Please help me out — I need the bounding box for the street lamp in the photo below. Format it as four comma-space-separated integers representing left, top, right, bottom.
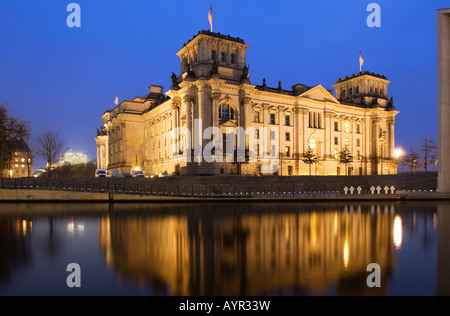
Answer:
394, 148, 404, 174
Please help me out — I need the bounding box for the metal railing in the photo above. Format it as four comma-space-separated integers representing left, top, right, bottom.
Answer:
0, 177, 422, 198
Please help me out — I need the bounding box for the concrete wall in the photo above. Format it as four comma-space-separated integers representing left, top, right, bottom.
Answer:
438, 9, 450, 192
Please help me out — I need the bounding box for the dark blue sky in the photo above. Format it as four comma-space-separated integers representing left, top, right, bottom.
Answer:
0, 0, 447, 167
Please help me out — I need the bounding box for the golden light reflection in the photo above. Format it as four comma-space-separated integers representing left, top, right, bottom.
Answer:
394, 215, 403, 250
343, 241, 350, 269
99, 205, 396, 295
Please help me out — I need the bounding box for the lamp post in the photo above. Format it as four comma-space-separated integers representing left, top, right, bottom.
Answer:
394, 148, 404, 174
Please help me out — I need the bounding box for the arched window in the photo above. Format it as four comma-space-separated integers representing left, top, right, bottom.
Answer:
211, 51, 216, 61
219, 104, 235, 120
345, 122, 350, 133
309, 138, 317, 153
231, 54, 236, 64
221, 52, 226, 62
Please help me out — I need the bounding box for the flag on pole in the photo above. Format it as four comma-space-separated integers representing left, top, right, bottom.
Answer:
114, 95, 119, 106
208, 5, 213, 32
359, 50, 364, 72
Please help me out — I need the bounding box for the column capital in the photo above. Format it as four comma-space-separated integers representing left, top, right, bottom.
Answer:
241, 97, 252, 106
323, 110, 335, 118
211, 92, 221, 101
294, 106, 308, 115
182, 94, 194, 103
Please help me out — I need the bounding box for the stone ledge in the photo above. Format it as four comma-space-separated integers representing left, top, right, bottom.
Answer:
1, 189, 450, 203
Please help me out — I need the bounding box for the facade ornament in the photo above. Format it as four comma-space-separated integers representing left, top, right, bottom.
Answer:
171, 73, 180, 90
211, 92, 221, 101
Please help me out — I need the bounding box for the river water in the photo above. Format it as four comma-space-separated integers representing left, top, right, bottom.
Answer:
0, 201, 449, 296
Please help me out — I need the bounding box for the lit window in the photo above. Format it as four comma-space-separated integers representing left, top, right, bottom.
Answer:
345, 122, 350, 133
21, 165, 25, 168
285, 115, 291, 126
345, 138, 350, 147
219, 104, 235, 120
254, 111, 260, 123
15, 158, 19, 162
270, 113, 276, 124
15, 164, 19, 168
285, 146, 291, 157
21, 158, 25, 162
334, 149, 338, 159
309, 138, 317, 153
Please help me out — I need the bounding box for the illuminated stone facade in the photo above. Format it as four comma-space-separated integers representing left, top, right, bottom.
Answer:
4, 141, 33, 178
96, 31, 399, 176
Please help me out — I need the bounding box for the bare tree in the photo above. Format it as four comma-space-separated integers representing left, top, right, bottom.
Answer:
420, 137, 437, 173
339, 147, 353, 175
405, 147, 421, 173
0, 103, 31, 176
302, 147, 320, 176
34, 130, 65, 175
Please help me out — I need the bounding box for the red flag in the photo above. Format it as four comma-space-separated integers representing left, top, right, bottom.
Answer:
208, 5, 213, 32
114, 95, 119, 106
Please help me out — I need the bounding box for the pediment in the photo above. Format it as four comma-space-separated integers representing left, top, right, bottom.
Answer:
219, 119, 238, 128
299, 85, 339, 103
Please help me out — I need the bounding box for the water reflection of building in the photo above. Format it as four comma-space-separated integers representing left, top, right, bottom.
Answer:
0, 217, 33, 289
99, 204, 396, 295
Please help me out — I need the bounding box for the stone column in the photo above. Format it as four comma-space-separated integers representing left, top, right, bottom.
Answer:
438, 9, 450, 192
388, 119, 395, 159
263, 104, 270, 155
242, 97, 252, 152
211, 91, 221, 128
302, 108, 309, 152
324, 111, 333, 158
278, 106, 285, 174
183, 95, 194, 155
293, 107, 300, 157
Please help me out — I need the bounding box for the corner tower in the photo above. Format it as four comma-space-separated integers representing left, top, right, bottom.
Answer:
176, 30, 250, 82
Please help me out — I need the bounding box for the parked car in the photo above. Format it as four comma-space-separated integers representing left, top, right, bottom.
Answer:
95, 169, 107, 178
122, 172, 132, 178
131, 169, 145, 178
108, 169, 121, 178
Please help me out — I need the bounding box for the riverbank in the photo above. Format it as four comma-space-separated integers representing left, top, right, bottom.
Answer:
1, 188, 450, 203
